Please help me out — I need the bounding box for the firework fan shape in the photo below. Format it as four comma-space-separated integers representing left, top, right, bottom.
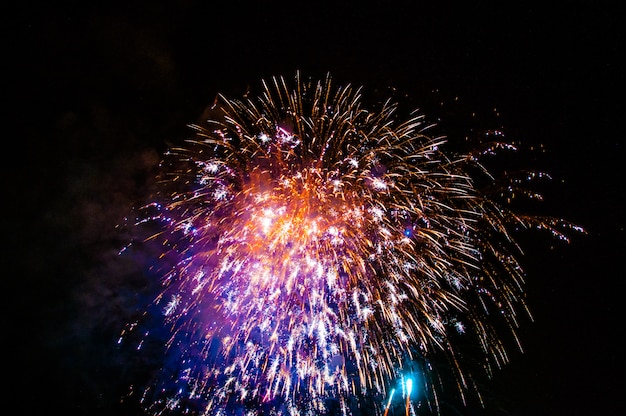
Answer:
120, 72, 582, 415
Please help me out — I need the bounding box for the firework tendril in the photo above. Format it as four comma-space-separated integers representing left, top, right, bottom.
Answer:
120, 73, 582, 415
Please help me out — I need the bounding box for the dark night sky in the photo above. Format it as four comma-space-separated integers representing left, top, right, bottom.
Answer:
6, 1, 625, 415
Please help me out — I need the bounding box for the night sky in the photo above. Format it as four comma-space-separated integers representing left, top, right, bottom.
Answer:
7, 1, 624, 415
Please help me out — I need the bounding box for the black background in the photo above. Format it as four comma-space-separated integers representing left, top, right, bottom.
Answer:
6, 1, 624, 415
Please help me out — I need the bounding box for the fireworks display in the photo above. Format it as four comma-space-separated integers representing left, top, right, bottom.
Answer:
119, 73, 582, 415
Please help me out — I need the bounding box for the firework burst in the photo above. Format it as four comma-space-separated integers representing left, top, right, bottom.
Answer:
119, 72, 582, 415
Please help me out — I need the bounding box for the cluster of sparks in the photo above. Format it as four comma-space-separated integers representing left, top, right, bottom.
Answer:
119, 73, 582, 415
